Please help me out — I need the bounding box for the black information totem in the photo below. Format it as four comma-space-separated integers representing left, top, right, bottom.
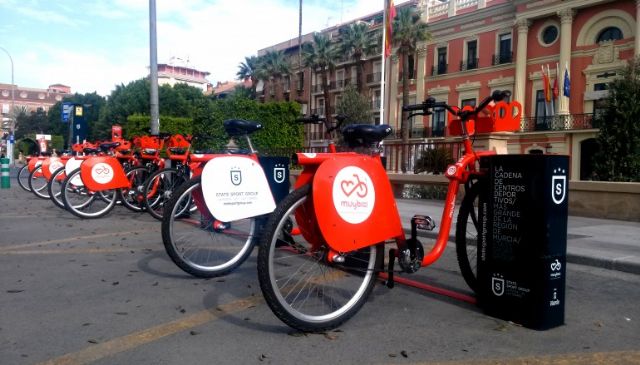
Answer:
478, 154, 569, 330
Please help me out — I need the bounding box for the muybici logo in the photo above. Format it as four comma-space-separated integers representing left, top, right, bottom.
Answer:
332, 166, 375, 224
551, 168, 567, 205
91, 163, 114, 184
550, 259, 562, 271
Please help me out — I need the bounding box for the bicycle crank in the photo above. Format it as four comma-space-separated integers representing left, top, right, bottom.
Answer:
398, 238, 424, 273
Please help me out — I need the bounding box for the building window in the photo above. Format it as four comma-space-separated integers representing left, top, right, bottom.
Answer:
432, 106, 445, 137
593, 83, 608, 118
534, 90, 549, 130
297, 72, 304, 91
494, 33, 512, 64
461, 98, 476, 108
436, 47, 447, 75
541, 25, 558, 45
466, 40, 478, 70
597, 27, 623, 43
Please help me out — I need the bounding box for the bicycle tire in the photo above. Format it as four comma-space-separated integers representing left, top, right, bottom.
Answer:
143, 168, 187, 221
61, 168, 118, 219
161, 176, 258, 278
257, 184, 383, 332
119, 166, 151, 212
455, 181, 482, 293
48, 166, 67, 209
28, 165, 50, 199
17, 164, 32, 192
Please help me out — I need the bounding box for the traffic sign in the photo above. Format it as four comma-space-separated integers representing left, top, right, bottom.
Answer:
62, 102, 73, 123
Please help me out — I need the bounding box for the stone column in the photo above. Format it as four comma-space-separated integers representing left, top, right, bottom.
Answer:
416, 45, 428, 104
448, 0, 457, 17
636, 0, 640, 55
557, 8, 575, 116
478, 0, 486, 9
514, 18, 531, 123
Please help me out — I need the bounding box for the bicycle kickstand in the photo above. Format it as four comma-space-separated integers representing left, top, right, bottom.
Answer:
386, 249, 396, 289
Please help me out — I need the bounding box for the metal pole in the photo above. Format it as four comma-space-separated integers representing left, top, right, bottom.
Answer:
149, 0, 160, 136
0, 46, 15, 165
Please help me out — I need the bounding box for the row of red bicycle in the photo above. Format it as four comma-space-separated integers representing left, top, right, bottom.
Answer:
16, 92, 521, 332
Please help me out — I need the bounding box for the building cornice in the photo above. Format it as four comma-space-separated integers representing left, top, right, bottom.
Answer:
427, 63, 514, 82
515, 0, 616, 21
427, 2, 516, 32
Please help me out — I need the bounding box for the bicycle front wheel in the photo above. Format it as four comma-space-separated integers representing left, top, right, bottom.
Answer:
143, 168, 187, 220
48, 166, 66, 209
161, 176, 257, 278
17, 164, 32, 192
29, 166, 50, 199
257, 185, 383, 332
455, 181, 482, 293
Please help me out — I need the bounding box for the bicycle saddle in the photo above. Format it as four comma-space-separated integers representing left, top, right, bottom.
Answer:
83, 147, 101, 154
342, 124, 393, 148
223, 119, 263, 136
100, 142, 121, 150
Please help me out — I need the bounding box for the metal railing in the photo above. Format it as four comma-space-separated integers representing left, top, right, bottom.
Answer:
366, 72, 382, 83
460, 58, 479, 71
431, 64, 448, 76
520, 113, 599, 132
492, 52, 513, 65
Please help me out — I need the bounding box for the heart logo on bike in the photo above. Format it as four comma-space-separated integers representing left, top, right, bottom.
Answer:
332, 166, 375, 224
91, 162, 114, 184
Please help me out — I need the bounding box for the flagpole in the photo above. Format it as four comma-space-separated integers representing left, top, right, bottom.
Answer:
379, 0, 387, 126
541, 65, 549, 118
548, 64, 555, 116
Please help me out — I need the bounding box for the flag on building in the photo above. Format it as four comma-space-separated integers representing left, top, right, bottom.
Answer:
553, 63, 559, 99
384, 0, 397, 58
563, 62, 571, 97
542, 65, 551, 102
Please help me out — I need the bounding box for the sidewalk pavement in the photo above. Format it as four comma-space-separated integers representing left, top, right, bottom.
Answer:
395, 198, 640, 275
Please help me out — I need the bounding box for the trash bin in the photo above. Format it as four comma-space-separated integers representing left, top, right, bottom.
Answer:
258, 156, 290, 204
477, 154, 569, 330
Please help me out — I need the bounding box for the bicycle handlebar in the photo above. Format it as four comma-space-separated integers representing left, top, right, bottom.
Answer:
296, 114, 326, 125
403, 90, 512, 120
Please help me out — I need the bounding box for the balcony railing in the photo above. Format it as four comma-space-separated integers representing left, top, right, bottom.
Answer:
431, 64, 448, 76
492, 52, 513, 65
330, 78, 351, 90
392, 126, 446, 139
371, 99, 381, 109
460, 58, 479, 71
311, 84, 325, 93
366, 72, 382, 83
520, 114, 600, 132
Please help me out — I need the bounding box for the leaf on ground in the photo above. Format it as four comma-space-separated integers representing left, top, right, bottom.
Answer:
323, 332, 338, 340
258, 354, 269, 361
287, 331, 307, 337
7, 290, 24, 293
82, 323, 92, 327
112, 282, 119, 286
401, 350, 408, 358
189, 330, 199, 336
115, 312, 128, 315
87, 339, 99, 344
493, 324, 509, 332
388, 354, 397, 358
152, 282, 159, 286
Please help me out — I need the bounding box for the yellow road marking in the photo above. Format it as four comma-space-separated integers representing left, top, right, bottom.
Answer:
0, 247, 160, 255
399, 350, 640, 365
37, 296, 263, 365
0, 229, 156, 252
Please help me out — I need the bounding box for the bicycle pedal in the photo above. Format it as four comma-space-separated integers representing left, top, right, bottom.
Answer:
411, 215, 436, 231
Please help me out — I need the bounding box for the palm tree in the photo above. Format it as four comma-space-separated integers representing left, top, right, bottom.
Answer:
236, 56, 261, 98
302, 32, 340, 132
339, 22, 378, 94
262, 50, 291, 101
393, 7, 430, 172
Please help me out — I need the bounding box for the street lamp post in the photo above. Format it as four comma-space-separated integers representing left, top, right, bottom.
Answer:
0, 46, 15, 165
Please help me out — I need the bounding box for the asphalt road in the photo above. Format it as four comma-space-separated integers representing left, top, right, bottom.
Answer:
1, 186, 639, 365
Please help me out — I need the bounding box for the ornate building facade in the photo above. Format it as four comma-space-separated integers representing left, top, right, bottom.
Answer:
258, 0, 638, 180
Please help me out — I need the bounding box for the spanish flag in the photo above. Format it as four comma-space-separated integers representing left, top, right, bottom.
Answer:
384, 0, 397, 58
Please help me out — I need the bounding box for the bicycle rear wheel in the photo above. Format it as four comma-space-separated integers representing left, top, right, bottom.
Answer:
17, 164, 31, 192
257, 185, 383, 332
161, 176, 257, 278
119, 166, 151, 212
29, 166, 50, 199
61, 168, 118, 219
455, 181, 482, 293
143, 168, 187, 220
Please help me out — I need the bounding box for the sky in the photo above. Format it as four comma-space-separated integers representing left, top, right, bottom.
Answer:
0, 0, 408, 97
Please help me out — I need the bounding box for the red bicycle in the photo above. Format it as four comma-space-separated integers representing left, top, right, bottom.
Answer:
257, 90, 519, 331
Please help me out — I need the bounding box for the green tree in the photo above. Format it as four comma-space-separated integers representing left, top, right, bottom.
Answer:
302, 32, 340, 131
237, 55, 261, 98
335, 84, 372, 125
393, 7, 430, 172
261, 50, 291, 101
339, 22, 378, 94
592, 57, 640, 181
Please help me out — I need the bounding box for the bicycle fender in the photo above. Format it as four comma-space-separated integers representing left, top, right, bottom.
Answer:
65, 157, 84, 186
200, 155, 276, 222
80, 156, 129, 191
313, 156, 403, 252
42, 157, 65, 180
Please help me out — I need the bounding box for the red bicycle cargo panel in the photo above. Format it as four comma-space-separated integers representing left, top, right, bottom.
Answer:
80, 156, 129, 191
